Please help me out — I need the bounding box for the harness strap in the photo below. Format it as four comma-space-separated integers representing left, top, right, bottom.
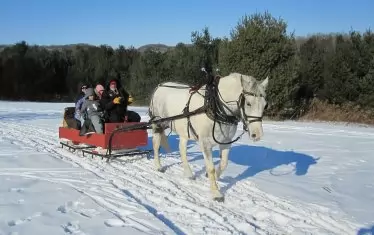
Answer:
183, 93, 199, 140
204, 77, 240, 125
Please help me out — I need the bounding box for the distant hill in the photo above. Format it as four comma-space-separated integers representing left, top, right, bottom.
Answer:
137, 43, 172, 53
0, 43, 175, 53
0, 33, 347, 53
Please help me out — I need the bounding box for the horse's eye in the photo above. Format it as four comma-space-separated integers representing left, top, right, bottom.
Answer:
246, 102, 251, 106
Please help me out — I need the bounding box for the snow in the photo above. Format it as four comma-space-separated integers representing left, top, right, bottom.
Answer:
0, 100, 373, 235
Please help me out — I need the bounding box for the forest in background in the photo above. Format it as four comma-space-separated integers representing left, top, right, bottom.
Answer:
1, 12, 373, 124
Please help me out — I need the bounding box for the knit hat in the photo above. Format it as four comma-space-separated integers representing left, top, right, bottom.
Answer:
84, 88, 95, 98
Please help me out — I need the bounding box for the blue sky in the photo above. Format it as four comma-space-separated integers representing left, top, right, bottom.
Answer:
1, 0, 373, 48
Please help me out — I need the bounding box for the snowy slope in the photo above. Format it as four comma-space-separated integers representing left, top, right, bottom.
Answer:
0, 101, 373, 235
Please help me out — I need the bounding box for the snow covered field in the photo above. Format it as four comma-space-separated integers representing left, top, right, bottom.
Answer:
0, 101, 373, 235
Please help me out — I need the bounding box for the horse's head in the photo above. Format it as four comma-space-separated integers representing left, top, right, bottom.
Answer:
239, 75, 268, 142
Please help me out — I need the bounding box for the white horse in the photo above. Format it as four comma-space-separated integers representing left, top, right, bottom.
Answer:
148, 72, 269, 202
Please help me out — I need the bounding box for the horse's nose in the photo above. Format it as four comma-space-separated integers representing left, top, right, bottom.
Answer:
251, 133, 257, 139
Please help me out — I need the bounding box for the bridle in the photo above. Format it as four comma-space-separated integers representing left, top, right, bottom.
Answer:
205, 68, 265, 128
236, 90, 266, 131
210, 84, 266, 144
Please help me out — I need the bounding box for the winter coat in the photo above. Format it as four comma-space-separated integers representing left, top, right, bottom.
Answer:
100, 78, 130, 123
80, 88, 103, 119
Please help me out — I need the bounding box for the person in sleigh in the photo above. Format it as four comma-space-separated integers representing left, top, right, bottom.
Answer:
79, 87, 104, 136
100, 78, 141, 123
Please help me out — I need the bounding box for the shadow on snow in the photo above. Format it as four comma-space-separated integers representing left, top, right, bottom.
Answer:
357, 225, 374, 235
141, 134, 319, 193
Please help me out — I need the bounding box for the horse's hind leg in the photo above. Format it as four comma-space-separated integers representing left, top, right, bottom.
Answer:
152, 124, 165, 172
200, 142, 224, 202
179, 136, 194, 179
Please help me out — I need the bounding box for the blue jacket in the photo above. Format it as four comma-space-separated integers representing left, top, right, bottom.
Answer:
74, 96, 85, 120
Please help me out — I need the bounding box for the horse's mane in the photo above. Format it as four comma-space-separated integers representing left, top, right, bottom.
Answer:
157, 72, 265, 97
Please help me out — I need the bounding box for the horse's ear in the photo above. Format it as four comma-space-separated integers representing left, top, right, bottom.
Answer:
261, 76, 269, 90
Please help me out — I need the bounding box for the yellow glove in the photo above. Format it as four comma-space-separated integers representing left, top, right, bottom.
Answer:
128, 95, 134, 105
113, 97, 121, 104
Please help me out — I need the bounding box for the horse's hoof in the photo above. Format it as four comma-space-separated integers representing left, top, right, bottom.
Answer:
188, 175, 196, 180
157, 167, 166, 173
213, 196, 225, 203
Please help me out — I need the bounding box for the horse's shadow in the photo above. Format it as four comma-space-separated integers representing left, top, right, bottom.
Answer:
189, 144, 319, 194
357, 225, 374, 235
142, 135, 319, 194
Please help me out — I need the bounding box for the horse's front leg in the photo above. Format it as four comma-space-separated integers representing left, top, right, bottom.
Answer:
200, 142, 224, 202
179, 136, 194, 179
216, 144, 231, 179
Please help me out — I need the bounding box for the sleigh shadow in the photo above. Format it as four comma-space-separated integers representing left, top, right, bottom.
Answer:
189, 144, 319, 194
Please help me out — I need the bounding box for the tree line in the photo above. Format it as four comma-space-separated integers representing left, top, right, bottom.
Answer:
0, 11, 373, 121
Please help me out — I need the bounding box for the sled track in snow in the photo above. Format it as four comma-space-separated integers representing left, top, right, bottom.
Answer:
0, 121, 359, 235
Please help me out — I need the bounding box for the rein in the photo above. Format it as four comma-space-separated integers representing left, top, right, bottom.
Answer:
209, 87, 264, 145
